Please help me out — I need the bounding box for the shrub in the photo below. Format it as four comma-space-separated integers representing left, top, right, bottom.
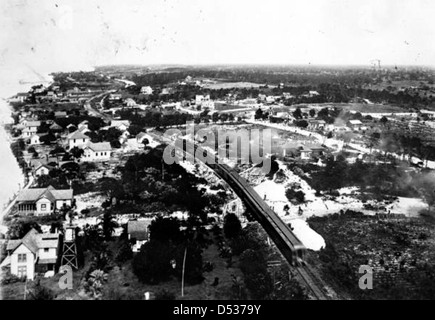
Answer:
115, 241, 133, 264
155, 289, 176, 300
285, 189, 305, 204
223, 213, 242, 239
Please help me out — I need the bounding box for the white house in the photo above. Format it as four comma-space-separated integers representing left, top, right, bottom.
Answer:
33, 164, 52, 177
67, 130, 90, 149
29, 134, 41, 145
15, 186, 74, 216
22, 123, 39, 138
140, 86, 153, 95
82, 142, 112, 162
347, 119, 364, 131
125, 98, 136, 107
110, 120, 130, 132
1, 229, 60, 280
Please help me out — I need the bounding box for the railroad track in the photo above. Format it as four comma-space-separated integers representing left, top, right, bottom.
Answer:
153, 134, 331, 300
296, 265, 329, 300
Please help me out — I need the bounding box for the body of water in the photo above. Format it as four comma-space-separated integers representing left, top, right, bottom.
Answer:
0, 70, 53, 223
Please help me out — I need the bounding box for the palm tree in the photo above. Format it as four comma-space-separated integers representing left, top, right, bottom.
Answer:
100, 210, 117, 240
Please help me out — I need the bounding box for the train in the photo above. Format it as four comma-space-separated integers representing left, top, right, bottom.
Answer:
176, 138, 307, 266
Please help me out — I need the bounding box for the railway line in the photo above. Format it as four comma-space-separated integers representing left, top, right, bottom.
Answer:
165, 136, 330, 300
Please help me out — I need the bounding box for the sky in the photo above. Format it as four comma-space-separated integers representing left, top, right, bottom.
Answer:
0, 0, 435, 78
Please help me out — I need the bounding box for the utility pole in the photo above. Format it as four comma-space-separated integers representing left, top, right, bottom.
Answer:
24, 278, 27, 300
181, 246, 187, 297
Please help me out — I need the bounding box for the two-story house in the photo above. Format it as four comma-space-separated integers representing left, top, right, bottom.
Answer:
67, 130, 90, 149
0, 229, 60, 280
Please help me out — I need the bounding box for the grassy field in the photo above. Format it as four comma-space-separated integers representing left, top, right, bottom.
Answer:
307, 212, 435, 299
201, 82, 269, 90
99, 243, 244, 300
293, 102, 408, 114
1, 233, 244, 300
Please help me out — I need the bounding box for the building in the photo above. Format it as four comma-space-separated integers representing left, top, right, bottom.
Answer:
49, 122, 63, 133
308, 119, 326, 130
33, 164, 53, 177
110, 120, 130, 132
127, 220, 151, 253
10, 92, 29, 103
15, 186, 74, 216
195, 94, 210, 106
140, 86, 153, 95
67, 130, 90, 149
125, 98, 136, 108
300, 144, 327, 160
54, 111, 67, 118
347, 119, 364, 131
0, 229, 60, 280
109, 93, 122, 101
22, 121, 41, 137
28, 134, 41, 145
82, 142, 112, 162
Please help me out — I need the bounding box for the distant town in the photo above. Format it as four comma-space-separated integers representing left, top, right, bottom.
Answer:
1, 64, 435, 300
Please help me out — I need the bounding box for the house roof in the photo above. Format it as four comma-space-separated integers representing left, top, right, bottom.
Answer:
25, 121, 41, 127
67, 130, 89, 140
127, 220, 151, 241
7, 228, 40, 254
6, 229, 60, 255
136, 132, 147, 140
49, 123, 63, 130
23, 127, 37, 132
16, 186, 73, 203
34, 163, 53, 172
111, 120, 130, 127
348, 120, 363, 125
86, 142, 112, 152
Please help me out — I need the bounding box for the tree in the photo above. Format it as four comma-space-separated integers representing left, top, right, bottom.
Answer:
115, 240, 133, 264
309, 109, 316, 118
294, 120, 308, 128
132, 240, 173, 284
380, 116, 389, 125
70, 146, 84, 159
50, 145, 66, 156
255, 108, 263, 120
7, 220, 42, 239
100, 210, 117, 240
416, 172, 435, 213
223, 213, 242, 239
39, 133, 56, 145
293, 107, 303, 119
86, 269, 108, 298
27, 280, 55, 300
149, 216, 182, 244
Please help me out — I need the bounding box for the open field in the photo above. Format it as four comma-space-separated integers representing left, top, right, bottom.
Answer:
292, 103, 408, 114
201, 81, 269, 90
307, 212, 435, 299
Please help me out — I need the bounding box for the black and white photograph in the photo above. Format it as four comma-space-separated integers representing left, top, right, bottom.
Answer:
0, 0, 434, 305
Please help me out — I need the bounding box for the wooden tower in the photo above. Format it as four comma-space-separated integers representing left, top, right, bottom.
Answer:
61, 223, 78, 269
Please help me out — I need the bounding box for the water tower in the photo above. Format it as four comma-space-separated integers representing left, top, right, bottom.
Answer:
61, 219, 78, 269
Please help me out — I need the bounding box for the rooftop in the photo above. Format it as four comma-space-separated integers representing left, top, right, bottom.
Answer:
67, 130, 90, 140
87, 142, 112, 152
16, 186, 73, 203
